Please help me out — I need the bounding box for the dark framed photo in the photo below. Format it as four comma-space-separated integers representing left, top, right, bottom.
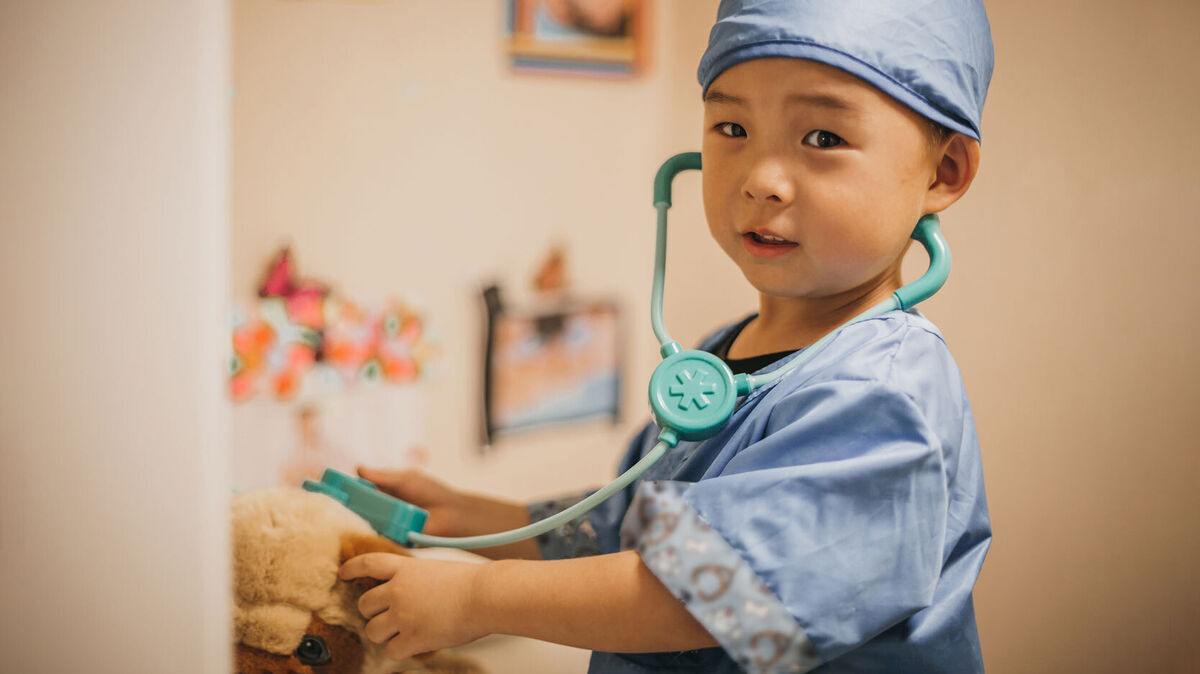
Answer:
482, 286, 622, 442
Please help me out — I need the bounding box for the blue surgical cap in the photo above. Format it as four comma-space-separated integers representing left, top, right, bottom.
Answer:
697, 0, 995, 140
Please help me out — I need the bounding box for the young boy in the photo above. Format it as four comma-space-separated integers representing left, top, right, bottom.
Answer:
339, 1, 994, 671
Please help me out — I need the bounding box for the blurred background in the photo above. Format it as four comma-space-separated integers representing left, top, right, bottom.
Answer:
2, 0, 1198, 672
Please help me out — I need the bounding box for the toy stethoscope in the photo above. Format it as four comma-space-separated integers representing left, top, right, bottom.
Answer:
304, 152, 951, 548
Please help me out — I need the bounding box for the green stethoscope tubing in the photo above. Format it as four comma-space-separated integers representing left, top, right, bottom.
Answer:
406, 152, 950, 549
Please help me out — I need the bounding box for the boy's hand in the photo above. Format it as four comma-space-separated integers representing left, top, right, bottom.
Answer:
356, 466, 542, 559
356, 466, 473, 537
339, 553, 486, 661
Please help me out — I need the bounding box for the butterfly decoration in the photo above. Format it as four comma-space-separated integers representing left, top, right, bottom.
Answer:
258, 247, 330, 330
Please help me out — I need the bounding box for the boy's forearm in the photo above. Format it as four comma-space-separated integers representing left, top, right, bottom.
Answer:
469, 534, 542, 561
471, 550, 719, 653
464, 497, 543, 560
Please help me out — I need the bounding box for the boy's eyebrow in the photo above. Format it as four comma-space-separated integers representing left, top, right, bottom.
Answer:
787, 93, 860, 113
704, 89, 861, 113
703, 89, 745, 105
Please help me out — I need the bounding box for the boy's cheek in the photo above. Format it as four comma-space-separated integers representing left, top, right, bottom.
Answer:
700, 189, 729, 234
701, 210, 741, 253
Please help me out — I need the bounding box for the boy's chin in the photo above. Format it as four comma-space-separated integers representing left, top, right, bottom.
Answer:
744, 277, 867, 307
734, 266, 810, 296
743, 278, 815, 302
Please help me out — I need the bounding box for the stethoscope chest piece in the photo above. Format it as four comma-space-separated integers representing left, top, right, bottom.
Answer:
648, 348, 746, 442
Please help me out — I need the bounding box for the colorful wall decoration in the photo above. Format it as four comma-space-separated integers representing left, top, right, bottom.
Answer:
229, 248, 437, 403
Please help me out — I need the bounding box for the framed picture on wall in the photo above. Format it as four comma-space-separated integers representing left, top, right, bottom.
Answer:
506, 0, 650, 77
482, 286, 622, 443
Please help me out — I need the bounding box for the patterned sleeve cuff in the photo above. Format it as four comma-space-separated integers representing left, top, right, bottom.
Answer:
526, 490, 601, 560
622, 481, 823, 674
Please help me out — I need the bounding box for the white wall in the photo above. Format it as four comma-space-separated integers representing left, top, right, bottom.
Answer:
0, 2, 230, 672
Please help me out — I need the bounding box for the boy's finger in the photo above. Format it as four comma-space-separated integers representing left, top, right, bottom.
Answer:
358, 465, 434, 503
339, 552, 404, 581
358, 465, 414, 491
365, 613, 401, 646
386, 636, 419, 663
357, 584, 391, 619
356, 465, 398, 481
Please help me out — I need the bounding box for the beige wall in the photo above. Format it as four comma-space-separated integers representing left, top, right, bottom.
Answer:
0, 1, 231, 671
962, 2, 1200, 672
232, 1, 1200, 672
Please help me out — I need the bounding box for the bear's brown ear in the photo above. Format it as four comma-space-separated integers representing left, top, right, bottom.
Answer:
339, 533, 411, 593
338, 532, 410, 564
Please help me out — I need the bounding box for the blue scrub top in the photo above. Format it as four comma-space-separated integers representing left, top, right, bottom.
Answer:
532, 309, 990, 673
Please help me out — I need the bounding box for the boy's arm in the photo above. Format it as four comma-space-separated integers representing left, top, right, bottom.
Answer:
474, 550, 719, 652
339, 550, 718, 662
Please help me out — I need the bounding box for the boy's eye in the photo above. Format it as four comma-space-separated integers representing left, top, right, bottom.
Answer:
802, 129, 844, 148
716, 122, 747, 138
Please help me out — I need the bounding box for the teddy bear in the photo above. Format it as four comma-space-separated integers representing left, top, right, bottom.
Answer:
232, 486, 486, 674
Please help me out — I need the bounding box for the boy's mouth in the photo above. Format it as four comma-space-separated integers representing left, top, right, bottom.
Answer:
744, 231, 796, 246
741, 230, 798, 258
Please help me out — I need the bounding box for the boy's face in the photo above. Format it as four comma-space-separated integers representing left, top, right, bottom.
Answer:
702, 58, 941, 304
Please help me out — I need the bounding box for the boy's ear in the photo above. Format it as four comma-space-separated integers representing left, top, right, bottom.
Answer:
924, 133, 981, 214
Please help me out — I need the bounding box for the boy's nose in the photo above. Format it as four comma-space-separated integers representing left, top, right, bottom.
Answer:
740, 157, 794, 205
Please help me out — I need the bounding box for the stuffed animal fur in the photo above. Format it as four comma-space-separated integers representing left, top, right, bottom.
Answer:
232, 487, 485, 674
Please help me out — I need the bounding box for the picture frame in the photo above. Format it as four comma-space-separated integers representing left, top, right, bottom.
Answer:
482, 285, 623, 443
506, 0, 650, 77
